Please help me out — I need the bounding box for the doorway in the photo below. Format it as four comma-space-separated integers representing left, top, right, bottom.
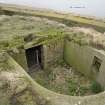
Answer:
91, 56, 102, 75
25, 45, 43, 71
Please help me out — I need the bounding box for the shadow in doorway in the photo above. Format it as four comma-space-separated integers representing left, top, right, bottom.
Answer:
25, 45, 43, 71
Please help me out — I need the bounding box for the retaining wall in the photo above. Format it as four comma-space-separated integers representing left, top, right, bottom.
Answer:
64, 39, 105, 88
43, 38, 64, 69
1, 52, 105, 105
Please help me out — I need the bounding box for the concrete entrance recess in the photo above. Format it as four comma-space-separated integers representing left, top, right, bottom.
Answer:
25, 45, 43, 71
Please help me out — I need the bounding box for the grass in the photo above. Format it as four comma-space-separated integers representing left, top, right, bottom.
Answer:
0, 15, 66, 40
29, 62, 98, 96
66, 28, 105, 50
0, 15, 66, 51
0, 11, 105, 51
90, 81, 103, 93
1, 3, 105, 33
67, 79, 89, 96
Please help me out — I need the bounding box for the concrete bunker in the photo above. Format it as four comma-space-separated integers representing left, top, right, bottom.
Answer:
9, 34, 105, 96
0, 7, 105, 104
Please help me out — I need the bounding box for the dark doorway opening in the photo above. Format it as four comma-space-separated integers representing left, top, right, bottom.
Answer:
92, 56, 102, 73
25, 45, 43, 71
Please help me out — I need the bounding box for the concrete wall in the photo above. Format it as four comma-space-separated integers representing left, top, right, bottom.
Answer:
9, 48, 28, 71
8, 38, 105, 88
64, 39, 105, 88
43, 38, 64, 69
4, 52, 105, 105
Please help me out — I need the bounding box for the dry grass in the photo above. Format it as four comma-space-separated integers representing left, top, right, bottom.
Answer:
67, 27, 105, 50
0, 15, 66, 40
0, 3, 105, 32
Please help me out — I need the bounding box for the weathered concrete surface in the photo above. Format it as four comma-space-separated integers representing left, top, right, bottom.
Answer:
43, 38, 64, 68
14, 37, 64, 71
64, 40, 105, 88
8, 48, 28, 71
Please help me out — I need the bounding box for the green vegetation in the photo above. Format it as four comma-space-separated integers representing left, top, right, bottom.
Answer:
30, 64, 104, 96
67, 79, 89, 96
30, 62, 95, 96
0, 15, 66, 51
66, 29, 105, 50
90, 81, 103, 93
0, 9, 105, 51
66, 32, 88, 46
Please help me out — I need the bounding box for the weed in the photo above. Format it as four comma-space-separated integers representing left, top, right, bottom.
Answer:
67, 79, 90, 96
90, 81, 103, 93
